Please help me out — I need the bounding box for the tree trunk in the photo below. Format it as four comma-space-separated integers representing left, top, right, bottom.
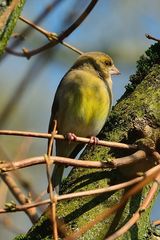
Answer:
14, 43, 160, 240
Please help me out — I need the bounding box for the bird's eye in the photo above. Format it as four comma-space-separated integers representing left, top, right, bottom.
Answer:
105, 61, 111, 66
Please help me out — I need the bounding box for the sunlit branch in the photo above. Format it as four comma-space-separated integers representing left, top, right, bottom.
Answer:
0, 164, 160, 215
6, 0, 98, 58
45, 121, 58, 240
145, 33, 160, 42
0, 172, 38, 223
0, 129, 137, 150
0, 150, 146, 172
65, 165, 160, 240
19, 16, 83, 55
105, 174, 160, 240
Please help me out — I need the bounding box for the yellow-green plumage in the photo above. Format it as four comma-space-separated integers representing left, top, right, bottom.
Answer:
48, 52, 119, 191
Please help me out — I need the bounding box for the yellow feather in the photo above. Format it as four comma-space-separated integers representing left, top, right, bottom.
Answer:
48, 52, 119, 191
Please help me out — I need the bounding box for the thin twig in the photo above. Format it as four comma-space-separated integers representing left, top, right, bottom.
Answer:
0, 178, 141, 213
58, 162, 160, 200
152, 219, 160, 226
19, 16, 83, 55
4, 0, 62, 58
65, 165, 160, 240
0, 129, 137, 150
59, 0, 99, 40
0, 139, 42, 213
0, 172, 38, 223
6, 0, 98, 58
45, 155, 58, 240
0, 0, 20, 30
145, 33, 160, 42
46, 120, 58, 240
0, 140, 39, 222
105, 174, 160, 240
0, 150, 146, 172
0, 164, 160, 214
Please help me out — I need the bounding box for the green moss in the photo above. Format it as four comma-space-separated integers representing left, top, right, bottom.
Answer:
123, 43, 160, 98
14, 234, 26, 240
103, 64, 160, 148
0, 0, 26, 56
23, 214, 52, 240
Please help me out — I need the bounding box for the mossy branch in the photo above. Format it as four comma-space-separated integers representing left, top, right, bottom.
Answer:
0, 0, 26, 56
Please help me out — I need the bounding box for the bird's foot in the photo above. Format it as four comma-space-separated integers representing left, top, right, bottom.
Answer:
89, 136, 99, 145
66, 133, 78, 143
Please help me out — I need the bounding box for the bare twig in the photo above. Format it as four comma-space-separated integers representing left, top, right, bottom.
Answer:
152, 219, 160, 226
0, 164, 160, 215
45, 155, 58, 240
46, 121, 58, 240
0, 0, 20, 30
0, 150, 146, 172
7, 16, 83, 57
55, 163, 160, 201
0, 141, 38, 223
6, 0, 98, 58
4, 0, 63, 58
105, 174, 160, 240
0, 172, 38, 223
58, 0, 99, 40
65, 165, 160, 240
19, 16, 83, 55
0, 139, 42, 214
145, 33, 160, 42
0, 129, 137, 150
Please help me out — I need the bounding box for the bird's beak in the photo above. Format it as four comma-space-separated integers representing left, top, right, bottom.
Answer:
109, 65, 120, 75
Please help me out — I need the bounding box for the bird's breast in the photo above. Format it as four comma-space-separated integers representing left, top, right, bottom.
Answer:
77, 82, 110, 135
57, 70, 112, 136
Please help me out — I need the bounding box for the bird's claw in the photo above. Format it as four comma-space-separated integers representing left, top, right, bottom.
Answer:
66, 133, 78, 143
89, 136, 99, 145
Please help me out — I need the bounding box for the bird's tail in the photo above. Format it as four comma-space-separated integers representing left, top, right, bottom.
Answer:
48, 164, 64, 193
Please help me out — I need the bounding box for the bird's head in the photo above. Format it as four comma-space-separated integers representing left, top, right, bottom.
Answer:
93, 52, 120, 76
72, 52, 120, 83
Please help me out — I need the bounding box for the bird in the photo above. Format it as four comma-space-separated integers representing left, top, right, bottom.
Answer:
48, 51, 120, 192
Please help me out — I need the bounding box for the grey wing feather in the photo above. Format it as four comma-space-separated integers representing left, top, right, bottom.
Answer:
48, 72, 68, 134
47, 72, 84, 192
48, 91, 59, 134
51, 164, 64, 193
47, 76, 69, 191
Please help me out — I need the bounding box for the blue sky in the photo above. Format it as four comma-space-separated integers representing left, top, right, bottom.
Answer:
1, 1, 160, 238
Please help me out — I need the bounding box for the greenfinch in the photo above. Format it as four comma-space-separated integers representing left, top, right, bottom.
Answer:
48, 52, 120, 191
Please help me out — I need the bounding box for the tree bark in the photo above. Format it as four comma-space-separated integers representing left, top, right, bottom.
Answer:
0, 0, 26, 56
14, 43, 160, 240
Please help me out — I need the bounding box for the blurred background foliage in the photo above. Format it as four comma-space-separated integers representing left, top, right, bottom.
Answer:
0, 0, 160, 239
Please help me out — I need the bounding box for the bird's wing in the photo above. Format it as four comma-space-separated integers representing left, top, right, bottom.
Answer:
47, 75, 65, 155
48, 71, 84, 157
48, 81, 62, 134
